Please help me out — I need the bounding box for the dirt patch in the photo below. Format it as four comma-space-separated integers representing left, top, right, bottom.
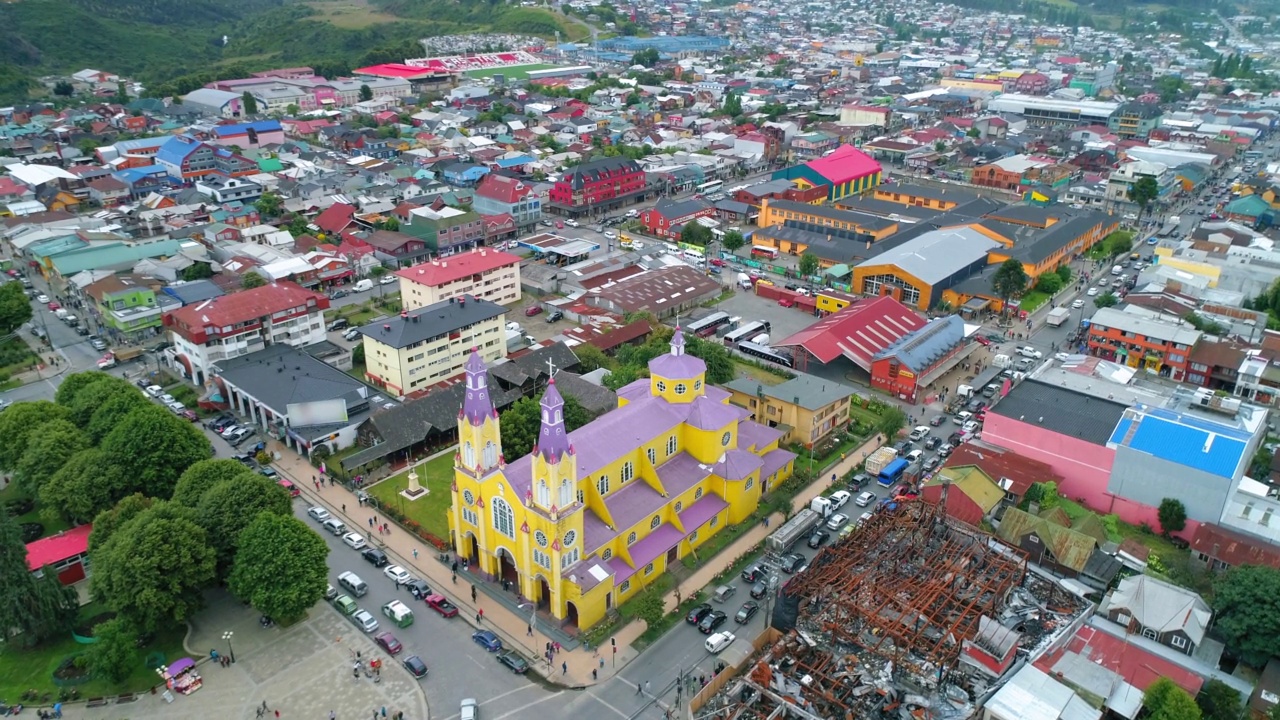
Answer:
53, 657, 89, 682
74, 612, 117, 639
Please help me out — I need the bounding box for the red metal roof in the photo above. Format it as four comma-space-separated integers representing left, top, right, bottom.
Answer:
395, 247, 520, 288
804, 144, 883, 186
313, 202, 356, 234
1191, 522, 1280, 569
1033, 625, 1204, 696
353, 63, 446, 80
943, 443, 1063, 497
26, 525, 92, 571
167, 282, 328, 332
919, 484, 985, 526
774, 295, 925, 368
475, 173, 534, 204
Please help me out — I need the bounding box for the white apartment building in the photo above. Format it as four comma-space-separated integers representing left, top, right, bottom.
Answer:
395, 248, 522, 311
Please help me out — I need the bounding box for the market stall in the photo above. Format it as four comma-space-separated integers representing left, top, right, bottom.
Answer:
163, 658, 202, 695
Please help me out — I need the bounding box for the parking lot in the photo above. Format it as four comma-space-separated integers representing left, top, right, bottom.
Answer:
703, 287, 818, 344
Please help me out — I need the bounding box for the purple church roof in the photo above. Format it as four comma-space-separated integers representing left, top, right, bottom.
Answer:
648, 352, 707, 380
679, 493, 728, 529
625, 523, 684, 570
712, 449, 763, 481
685, 395, 748, 430
461, 349, 495, 426
535, 378, 572, 463
654, 452, 711, 498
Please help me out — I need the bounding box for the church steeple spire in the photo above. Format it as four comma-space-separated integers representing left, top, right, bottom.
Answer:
670, 326, 685, 356
461, 348, 495, 426
535, 378, 572, 463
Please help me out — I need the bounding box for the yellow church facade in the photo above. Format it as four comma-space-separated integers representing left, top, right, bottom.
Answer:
447, 331, 797, 630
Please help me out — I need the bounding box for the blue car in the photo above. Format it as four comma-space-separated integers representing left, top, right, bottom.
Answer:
472, 630, 502, 652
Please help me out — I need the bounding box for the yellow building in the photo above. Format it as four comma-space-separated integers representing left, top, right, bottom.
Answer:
360, 296, 507, 396
447, 331, 797, 629
723, 374, 858, 448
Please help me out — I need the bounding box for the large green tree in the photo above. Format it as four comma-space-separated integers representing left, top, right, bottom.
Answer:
1158, 497, 1187, 535
54, 370, 115, 406
172, 459, 257, 508
571, 344, 614, 374
15, 418, 89, 495
195, 474, 292, 573
0, 401, 72, 469
499, 391, 594, 460
991, 259, 1029, 311
1094, 291, 1119, 309
0, 281, 32, 334
61, 374, 138, 429
40, 448, 124, 523
229, 514, 329, 624
100, 404, 212, 498
89, 493, 155, 551
1128, 175, 1160, 219
91, 501, 217, 633
721, 229, 745, 253
255, 191, 283, 218
685, 335, 735, 384
81, 617, 140, 684
1196, 679, 1242, 720
0, 509, 79, 646
85, 389, 150, 444
1213, 565, 1280, 665
680, 221, 713, 247
798, 252, 820, 278
241, 91, 257, 116
1143, 677, 1202, 720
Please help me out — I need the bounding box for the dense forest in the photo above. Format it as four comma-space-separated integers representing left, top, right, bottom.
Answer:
0, 0, 574, 104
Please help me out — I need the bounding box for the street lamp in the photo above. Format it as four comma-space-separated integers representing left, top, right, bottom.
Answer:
222, 630, 235, 663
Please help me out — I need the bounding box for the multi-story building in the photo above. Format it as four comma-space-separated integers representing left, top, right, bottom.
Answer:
473, 174, 542, 229
970, 155, 1075, 191
194, 176, 262, 203
447, 329, 797, 630
163, 282, 330, 384
1107, 102, 1163, 139
1085, 307, 1200, 381
640, 198, 716, 239
400, 206, 485, 255
205, 75, 412, 113
358, 295, 506, 396
724, 373, 858, 447
154, 135, 258, 181
396, 248, 521, 310
547, 157, 647, 218
869, 316, 970, 404
83, 274, 162, 339
1106, 160, 1176, 206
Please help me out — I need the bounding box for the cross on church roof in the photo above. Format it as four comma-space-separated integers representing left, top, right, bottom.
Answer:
547, 356, 557, 380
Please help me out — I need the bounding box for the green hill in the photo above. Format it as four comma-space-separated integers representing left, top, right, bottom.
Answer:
0, 0, 578, 103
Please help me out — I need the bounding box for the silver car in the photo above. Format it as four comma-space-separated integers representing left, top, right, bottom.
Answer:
351, 609, 379, 633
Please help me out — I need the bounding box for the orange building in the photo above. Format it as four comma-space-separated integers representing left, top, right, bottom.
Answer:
1085, 307, 1201, 381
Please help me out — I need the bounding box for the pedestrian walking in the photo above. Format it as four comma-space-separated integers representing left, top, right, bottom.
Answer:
636, 682, 643, 696
527, 624, 533, 637
471, 584, 477, 602
257, 709, 264, 719
592, 668, 598, 681
382, 707, 387, 718
553, 641, 561, 654
369, 517, 374, 528
274, 711, 280, 719
599, 658, 605, 670
342, 503, 346, 513
478, 608, 484, 621
263, 701, 269, 713
562, 661, 567, 675
330, 712, 336, 720
452, 571, 457, 583
412, 548, 418, 560
645, 681, 651, 695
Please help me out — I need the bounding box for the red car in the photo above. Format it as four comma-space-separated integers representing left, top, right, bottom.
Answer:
524, 305, 543, 317
974, 336, 991, 347
709, 258, 726, 267
47, 301, 60, 311
425, 594, 458, 618
778, 298, 794, 308
374, 631, 402, 655
180, 409, 199, 422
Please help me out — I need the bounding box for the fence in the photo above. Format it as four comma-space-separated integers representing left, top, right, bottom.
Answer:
689, 627, 782, 712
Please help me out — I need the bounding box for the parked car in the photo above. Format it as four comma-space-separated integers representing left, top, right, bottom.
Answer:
496, 650, 530, 674
374, 631, 402, 655
686, 603, 713, 625
807, 529, 830, 549
472, 630, 502, 652
227, 428, 255, 446
922, 456, 940, 472
327, 318, 350, 332
524, 305, 543, 317
826, 513, 849, 530
546, 310, 563, 323
734, 601, 759, 624
351, 609, 379, 633
855, 491, 876, 507
929, 414, 946, 427
425, 594, 459, 618
741, 565, 765, 583
705, 631, 736, 654
404, 579, 431, 600
1017, 346, 1042, 359
145, 384, 164, 397
343, 328, 362, 342
827, 490, 851, 509
384, 565, 412, 585
379, 274, 397, 285
402, 655, 428, 679
780, 553, 807, 573
342, 532, 368, 551
924, 436, 941, 450
362, 548, 389, 567
306, 506, 330, 522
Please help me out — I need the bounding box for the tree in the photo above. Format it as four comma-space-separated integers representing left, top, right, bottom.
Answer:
53, 80, 73, 97
89, 493, 155, 551
285, 103, 299, 116
255, 191, 283, 218
0, 509, 79, 646
1143, 677, 1203, 720
195, 474, 292, 573
359, 84, 373, 102
1128, 175, 1160, 219
601, 363, 644, 391
991, 258, 1030, 311
81, 617, 140, 684
1094, 291, 1119, 309
60, 374, 136, 429
798, 252, 820, 278
874, 406, 907, 441
1157, 497, 1187, 535
685, 335, 735, 384
241, 272, 267, 289
1035, 272, 1063, 295
680, 221, 712, 247
631, 47, 660, 68
180, 262, 214, 281
0, 281, 32, 334
571, 343, 614, 374
721, 229, 745, 253
721, 92, 742, 117
241, 91, 257, 116
500, 391, 594, 459
100, 404, 212, 499
172, 459, 256, 507
229, 514, 329, 624
1196, 679, 1242, 720
1108, 232, 1133, 256
1213, 565, 1280, 666
85, 389, 149, 444
15, 418, 89, 495
1055, 265, 1072, 283
40, 449, 124, 523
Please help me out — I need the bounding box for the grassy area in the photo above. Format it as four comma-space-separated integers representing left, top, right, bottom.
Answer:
304, 0, 402, 28
464, 63, 560, 80
0, 612, 187, 702
0, 335, 39, 378
1, 482, 72, 538
1019, 290, 1051, 314
732, 360, 786, 387
366, 451, 455, 542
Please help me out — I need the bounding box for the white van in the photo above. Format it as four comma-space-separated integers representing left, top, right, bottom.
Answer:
1111, 265, 1122, 276
353, 279, 374, 292
338, 571, 368, 597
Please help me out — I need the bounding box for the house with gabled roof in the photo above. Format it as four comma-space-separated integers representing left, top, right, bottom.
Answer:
995, 506, 1108, 579
1099, 574, 1211, 656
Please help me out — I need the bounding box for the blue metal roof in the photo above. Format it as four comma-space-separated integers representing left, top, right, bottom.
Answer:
155, 135, 202, 168
1110, 406, 1250, 479
211, 120, 282, 137
872, 315, 965, 372
113, 164, 167, 184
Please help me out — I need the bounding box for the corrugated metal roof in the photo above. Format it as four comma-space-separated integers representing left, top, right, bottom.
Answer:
855, 225, 1000, 285
872, 315, 965, 372
1109, 406, 1250, 479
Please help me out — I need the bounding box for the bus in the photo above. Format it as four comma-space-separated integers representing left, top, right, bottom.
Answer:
685, 311, 732, 338
1244, 150, 1264, 162
696, 180, 723, 195
751, 245, 780, 260
723, 320, 772, 346
737, 341, 794, 368
1157, 221, 1178, 238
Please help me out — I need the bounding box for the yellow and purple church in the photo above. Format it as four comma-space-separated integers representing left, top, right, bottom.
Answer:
447, 329, 797, 629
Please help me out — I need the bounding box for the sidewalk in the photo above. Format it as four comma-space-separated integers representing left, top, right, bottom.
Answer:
268, 444, 628, 689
